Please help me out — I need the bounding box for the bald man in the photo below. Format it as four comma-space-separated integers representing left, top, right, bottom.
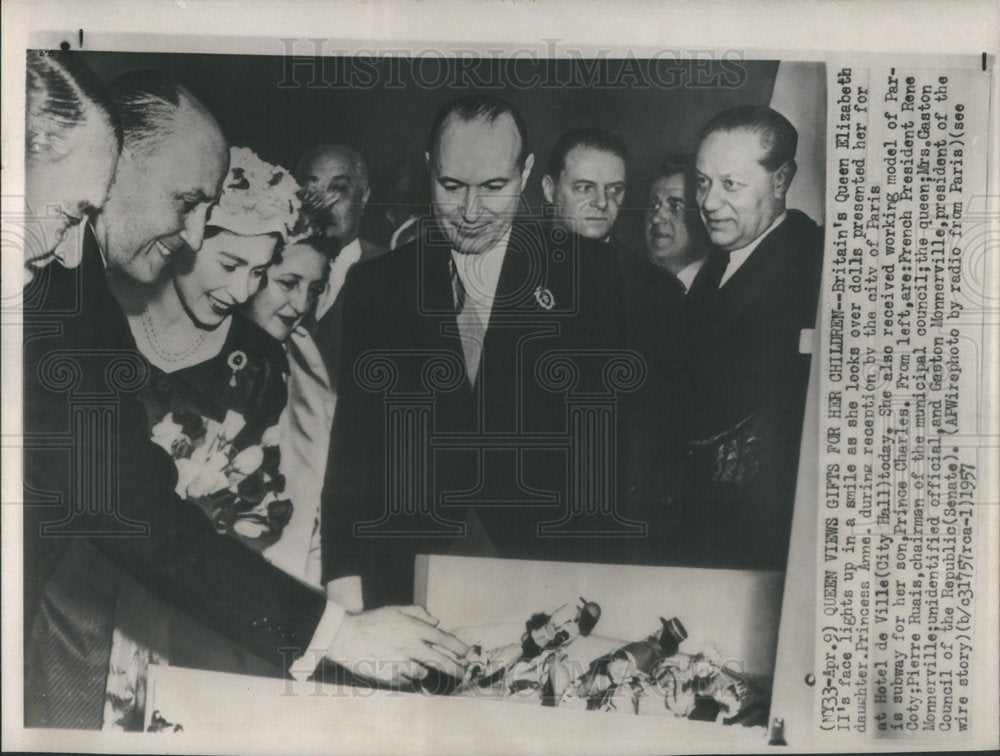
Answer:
322, 96, 685, 609
295, 144, 385, 389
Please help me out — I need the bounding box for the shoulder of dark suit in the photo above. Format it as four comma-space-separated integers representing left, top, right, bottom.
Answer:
774, 209, 823, 250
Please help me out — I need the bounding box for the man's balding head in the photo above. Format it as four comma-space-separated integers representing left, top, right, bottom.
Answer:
425, 96, 534, 256
295, 144, 371, 247
99, 70, 228, 284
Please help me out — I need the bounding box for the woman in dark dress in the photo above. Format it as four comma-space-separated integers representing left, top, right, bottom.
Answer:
102, 146, 304, 730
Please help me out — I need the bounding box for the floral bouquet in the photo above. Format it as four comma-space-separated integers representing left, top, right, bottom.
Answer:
151, 408, 292, 550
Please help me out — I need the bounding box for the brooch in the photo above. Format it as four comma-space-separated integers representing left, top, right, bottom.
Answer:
227, 350, 248, 387
534, 286, 555, 311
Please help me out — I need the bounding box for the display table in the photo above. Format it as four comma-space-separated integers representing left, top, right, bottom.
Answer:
138, 556, 782, 754
144, 664, 771, 754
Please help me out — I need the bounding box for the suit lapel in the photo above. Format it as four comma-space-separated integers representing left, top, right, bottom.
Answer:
311, 238, 387, 391
80, 225, 138, 352
704, 216, 792, 332
415, 225, 464, 363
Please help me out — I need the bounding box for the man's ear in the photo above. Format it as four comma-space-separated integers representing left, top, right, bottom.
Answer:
520, 152, 535, 191
541, 173, 555, 204
773, 159, 797, 200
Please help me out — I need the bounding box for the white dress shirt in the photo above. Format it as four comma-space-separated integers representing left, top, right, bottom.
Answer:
676, 258, 705, 293
450, 227, 511, 331
314, 237, 363, 322
389, 215, 420, 250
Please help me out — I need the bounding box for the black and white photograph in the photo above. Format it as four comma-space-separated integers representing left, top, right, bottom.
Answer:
3, 1, 998, 754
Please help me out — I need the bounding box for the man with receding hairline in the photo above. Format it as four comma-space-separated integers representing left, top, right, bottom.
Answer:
322, 95, 684, 612
98, 69, 229, 286
23, 71, 465, 727
681, 105, 823, 570
294, 143, 385, 390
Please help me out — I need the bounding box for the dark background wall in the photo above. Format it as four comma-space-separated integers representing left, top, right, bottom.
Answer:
81, 52, 779, 251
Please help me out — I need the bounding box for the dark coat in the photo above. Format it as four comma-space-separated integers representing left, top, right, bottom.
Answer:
22, 227, 327, 729
320, 218, 685, 607
679, 209, 823, 569
309, 237, 386, 392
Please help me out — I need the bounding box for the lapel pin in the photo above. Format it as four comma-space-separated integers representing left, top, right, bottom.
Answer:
534, 286, 555, 310
227, 350, 248, 387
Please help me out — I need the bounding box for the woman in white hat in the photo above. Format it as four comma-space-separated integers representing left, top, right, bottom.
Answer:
105, 146, 306, 731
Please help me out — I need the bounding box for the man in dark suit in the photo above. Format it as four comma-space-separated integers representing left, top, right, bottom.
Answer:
681, 105, 823, 570
294, 144, 386, 390
23, 72, 462, 729
321, 96, 684, 610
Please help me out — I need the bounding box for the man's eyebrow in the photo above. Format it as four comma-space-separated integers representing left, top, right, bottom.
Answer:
436, 175, 467, 186
480, 177, 510, 186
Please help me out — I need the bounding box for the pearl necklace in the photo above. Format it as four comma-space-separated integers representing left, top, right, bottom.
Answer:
140, 306, 208, 363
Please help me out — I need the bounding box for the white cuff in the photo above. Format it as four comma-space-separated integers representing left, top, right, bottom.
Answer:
288, 600, 346, 682
326, 575, 364, 613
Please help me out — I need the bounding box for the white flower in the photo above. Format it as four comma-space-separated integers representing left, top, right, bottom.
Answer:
217, 410, 247, 445
233, 519, 268, 538
204, 450, 231, 473
151, 414, 184, 456
229, 445, 264, 475
260, 423, 284, 448
186, 467, 229, 499
173, 458, 201, 498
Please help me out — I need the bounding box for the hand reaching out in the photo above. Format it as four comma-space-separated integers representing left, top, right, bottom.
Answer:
325, 605, 469, 687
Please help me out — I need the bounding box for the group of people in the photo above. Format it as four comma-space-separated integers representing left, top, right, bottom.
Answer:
20, 50, 822, 730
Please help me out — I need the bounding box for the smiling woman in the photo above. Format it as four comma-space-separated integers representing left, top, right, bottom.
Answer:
103, 146, 307, 731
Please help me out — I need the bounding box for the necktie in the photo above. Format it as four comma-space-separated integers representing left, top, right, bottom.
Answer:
450, 257, 486, 387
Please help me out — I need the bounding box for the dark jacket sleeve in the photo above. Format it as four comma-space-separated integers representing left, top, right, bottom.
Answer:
320, 264, 382, 583
102, 396, 327, 666
614, 248, 688, 551
318, 259, 423, 607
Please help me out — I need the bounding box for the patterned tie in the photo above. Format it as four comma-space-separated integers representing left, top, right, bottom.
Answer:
450, 257, 486, 387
